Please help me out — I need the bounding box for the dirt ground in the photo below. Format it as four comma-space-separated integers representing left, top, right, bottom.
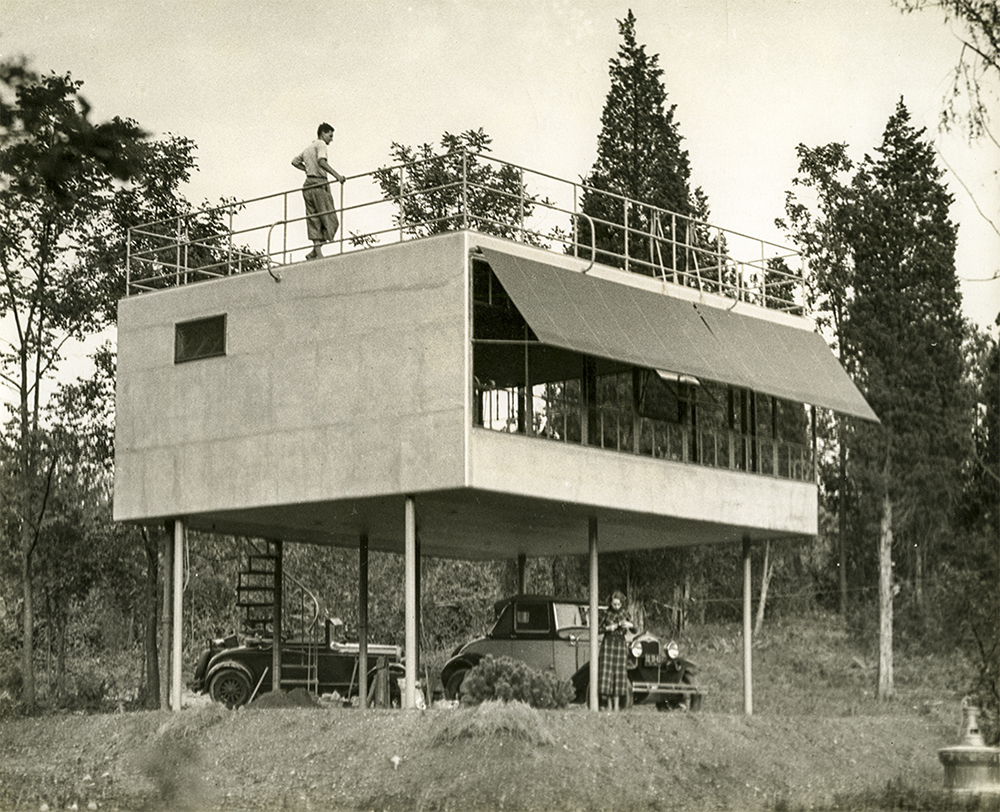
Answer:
0, 695, 970, 812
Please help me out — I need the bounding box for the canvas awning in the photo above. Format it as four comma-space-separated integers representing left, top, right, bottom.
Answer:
478, 246, 878, 422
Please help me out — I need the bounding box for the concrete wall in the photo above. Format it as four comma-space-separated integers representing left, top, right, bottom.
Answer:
115, 232, 471, 522
469, 428, 817, 542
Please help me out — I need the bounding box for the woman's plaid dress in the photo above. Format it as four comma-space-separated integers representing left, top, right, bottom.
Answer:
598, 607, 631, 697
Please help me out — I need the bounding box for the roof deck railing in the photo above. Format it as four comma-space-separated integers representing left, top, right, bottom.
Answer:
126, 153, 806, 313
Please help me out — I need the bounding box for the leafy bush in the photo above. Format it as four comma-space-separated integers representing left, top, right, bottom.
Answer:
433, 699, 555, 746
460, 655, 574, 709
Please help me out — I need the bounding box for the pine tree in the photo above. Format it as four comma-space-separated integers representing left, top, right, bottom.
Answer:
579, 10, 710, 275
845, 99, 970, 697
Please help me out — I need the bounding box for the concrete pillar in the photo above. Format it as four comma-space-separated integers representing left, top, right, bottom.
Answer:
588, 516, 599, 712
171, 519, 185, 711
359, 531, 369, 709
743, 535, 753, 716
404, 497, 417, 709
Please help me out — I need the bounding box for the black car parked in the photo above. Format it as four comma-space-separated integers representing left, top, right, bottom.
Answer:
190, 618, 405, 708
440, 595, 702, 710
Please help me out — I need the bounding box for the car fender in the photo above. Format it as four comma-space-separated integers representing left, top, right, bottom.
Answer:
440, 652, 485, 686
205, 659, 256, 687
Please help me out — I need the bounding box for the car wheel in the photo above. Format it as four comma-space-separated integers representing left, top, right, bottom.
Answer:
210, 669, 251, 708
445, 668, 469, 701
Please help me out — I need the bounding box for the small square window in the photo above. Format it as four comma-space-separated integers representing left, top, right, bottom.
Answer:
175, 315, 227, 363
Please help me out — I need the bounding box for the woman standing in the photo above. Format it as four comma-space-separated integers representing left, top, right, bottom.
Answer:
598, 590, 634, 711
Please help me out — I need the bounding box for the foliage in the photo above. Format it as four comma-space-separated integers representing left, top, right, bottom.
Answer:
896, 0, 999, 141
577, 10, 713, 276
459, 655, 575, 709
372, 128, 549, 244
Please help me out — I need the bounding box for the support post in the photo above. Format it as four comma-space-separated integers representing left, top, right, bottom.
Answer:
743, 535, 753, 716
171, 519, 185, 711
517, 553, 526, 595
359, 531, 369, 709
404, 497, 417, 709
271, 540, 283, 693
588, 517, 599, 712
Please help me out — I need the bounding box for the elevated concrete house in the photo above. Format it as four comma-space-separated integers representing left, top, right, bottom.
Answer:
114, 157, 876, 710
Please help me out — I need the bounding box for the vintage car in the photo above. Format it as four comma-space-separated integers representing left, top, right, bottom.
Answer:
190, 618, 405, 708
440, 594, 702, 710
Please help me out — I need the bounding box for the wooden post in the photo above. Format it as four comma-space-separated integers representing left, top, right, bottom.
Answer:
588, 517, 599, 712
171, 519, 185, 711
359, 531, 369, 709
517, 553, 526, 595
743, 535, 753, 716
404, 497, 417, 709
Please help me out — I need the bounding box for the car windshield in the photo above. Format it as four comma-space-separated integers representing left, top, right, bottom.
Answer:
553, 602, 591, 631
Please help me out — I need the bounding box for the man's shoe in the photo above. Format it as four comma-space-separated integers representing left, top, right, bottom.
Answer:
304, 249, 319, 260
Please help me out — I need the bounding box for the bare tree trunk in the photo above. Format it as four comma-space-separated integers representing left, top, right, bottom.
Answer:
160, 528, 172, 709
143, 527, 160, 708
754, 541, 776, 636
878, 494, 894, 701
21, 542, 35, 707
838, 419, 848, 616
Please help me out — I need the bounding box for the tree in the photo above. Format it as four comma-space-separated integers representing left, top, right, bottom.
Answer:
850, 101, 969, 698
0, 62, 201, 707
372, 128, 548, 245
578, 10, 712, 277
777, 142, 858, 617
897, 0, 999, 142
779, 101, 970, 700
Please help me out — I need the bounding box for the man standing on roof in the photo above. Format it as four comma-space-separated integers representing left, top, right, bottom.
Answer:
292, 122, 346, 260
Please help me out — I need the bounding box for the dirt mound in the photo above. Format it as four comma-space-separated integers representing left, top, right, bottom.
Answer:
247, 687, 319, 709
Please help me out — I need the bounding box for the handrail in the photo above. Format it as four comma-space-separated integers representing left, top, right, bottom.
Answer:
126, 153, 806, 314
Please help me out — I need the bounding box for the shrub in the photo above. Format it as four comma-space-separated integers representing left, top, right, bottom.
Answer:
460, 655, 574, 709
433, 700, 555, 746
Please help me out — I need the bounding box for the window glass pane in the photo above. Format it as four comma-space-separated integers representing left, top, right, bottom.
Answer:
175, 315, 226, 363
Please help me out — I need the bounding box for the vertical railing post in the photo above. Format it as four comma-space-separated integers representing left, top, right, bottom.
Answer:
461, 150, 469, 230
671, 213, 677, 283
398, 165, 406, 243
518, 167, 525, 241
227, 204, 234, 275
126, 226, 132, 295
282, 190, 289, 264
623, 198, 630, 273
174, 216, 182, 287
573, 183, 579, 258
338, 178, 345, 255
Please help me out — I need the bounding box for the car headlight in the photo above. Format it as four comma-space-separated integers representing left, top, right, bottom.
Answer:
667, 641, 680, 659
630, 640, 644, 658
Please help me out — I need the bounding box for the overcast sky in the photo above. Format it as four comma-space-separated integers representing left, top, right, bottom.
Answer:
2, 0, 998, 361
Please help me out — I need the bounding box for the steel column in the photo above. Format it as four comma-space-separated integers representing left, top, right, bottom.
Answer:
171, 519, 185, 711
359, 531, 369, 709
404, 497, 418, 709
588, 517, 599, 711
743, 535, 753, 715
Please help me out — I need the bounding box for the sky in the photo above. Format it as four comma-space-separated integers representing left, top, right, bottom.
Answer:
2, 0, 998, 390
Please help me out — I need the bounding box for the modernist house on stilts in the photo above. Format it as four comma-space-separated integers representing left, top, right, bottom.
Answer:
114, 156, 877, 712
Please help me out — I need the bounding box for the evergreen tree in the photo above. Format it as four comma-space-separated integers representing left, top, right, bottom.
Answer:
578, 10, 711, 277
846, 100, 970, 696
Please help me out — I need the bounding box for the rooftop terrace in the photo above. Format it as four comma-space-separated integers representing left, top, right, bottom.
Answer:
126, 153, 806, 313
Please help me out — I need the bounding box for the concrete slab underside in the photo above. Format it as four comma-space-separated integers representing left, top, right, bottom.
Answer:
180, 487, 808, 560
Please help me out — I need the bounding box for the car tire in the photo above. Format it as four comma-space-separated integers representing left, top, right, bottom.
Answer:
210, 668, 252, 709
445, 668, 469, 701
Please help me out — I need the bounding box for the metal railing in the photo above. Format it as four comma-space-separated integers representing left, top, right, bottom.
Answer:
477, 388, 814, 483
126, 154, 805, 312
